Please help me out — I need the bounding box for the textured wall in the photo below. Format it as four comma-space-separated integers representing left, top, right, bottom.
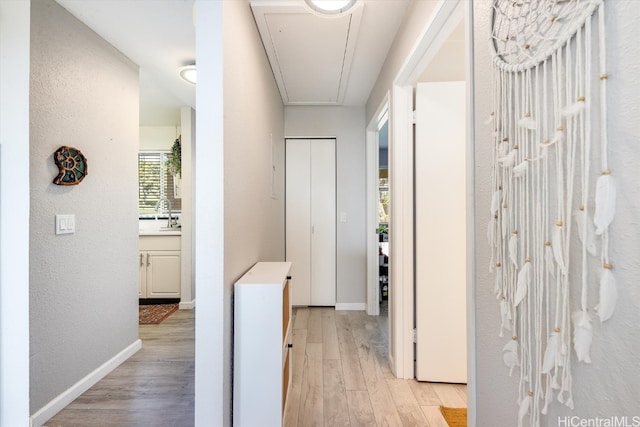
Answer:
284, 106, 367, 305
29, 0, 140, 414
222, 0, 286, 423
473, 1, 640, 424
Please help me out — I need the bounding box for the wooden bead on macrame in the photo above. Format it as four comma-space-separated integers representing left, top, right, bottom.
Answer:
601, 169, 611, 175
600, 73, 608, 80
553, 327, 560, 333
603, 263, 613, 270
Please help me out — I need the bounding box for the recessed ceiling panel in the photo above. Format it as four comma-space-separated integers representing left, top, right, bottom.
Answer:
251, 2, 362, 105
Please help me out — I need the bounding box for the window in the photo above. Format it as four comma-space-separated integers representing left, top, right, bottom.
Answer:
138, 152, 181, 214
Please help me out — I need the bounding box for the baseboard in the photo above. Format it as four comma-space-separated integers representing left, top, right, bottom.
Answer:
179, 298, 195, 310
30, 339, 142, 427
335, 303, 366, 311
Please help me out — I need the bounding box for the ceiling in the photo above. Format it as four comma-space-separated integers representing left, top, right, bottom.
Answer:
56, 0, 410, 125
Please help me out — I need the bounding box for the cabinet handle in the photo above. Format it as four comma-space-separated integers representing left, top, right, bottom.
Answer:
140, 253, 144, 267
146, 253, 150, 266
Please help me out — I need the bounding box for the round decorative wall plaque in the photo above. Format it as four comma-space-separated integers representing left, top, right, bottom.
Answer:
53, 145, 88, 186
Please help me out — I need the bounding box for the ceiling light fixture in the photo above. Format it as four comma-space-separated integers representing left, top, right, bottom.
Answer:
178, 64, 197, 85
304, 0, 358, 16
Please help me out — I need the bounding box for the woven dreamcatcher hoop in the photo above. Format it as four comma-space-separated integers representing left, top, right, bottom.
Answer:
487, 1, 614, 426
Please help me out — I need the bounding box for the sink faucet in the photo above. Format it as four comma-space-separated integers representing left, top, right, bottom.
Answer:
155, 197, 173, 228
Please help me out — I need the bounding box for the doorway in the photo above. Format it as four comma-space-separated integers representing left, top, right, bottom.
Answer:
380, 0, 476, 420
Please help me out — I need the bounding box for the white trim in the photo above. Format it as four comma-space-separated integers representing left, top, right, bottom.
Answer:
465, 4, 477, 425
179, 299, 196, 310
30, 339, 142, 427
389, 85, 414, 379
365, 94, 389, 317
335, 303, 366, 311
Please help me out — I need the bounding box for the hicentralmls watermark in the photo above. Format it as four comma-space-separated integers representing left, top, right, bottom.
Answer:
557, 416, 640, 427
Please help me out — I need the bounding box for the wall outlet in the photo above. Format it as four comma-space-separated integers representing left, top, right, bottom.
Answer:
55, 214, 75, 235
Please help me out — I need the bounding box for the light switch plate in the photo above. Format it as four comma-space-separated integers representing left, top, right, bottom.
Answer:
55, 214, 75, 235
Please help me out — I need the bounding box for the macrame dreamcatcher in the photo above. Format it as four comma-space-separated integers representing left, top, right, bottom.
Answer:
487, 1, 614, 426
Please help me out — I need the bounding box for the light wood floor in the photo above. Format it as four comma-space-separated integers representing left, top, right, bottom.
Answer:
45, 309, 195, 427
45, 306, 465, 427
286, 306, 466, 427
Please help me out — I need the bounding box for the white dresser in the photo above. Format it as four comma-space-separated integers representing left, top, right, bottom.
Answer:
233, 262, 292, 426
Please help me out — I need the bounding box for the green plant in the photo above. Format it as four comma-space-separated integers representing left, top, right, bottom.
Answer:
167, 136, 182, 177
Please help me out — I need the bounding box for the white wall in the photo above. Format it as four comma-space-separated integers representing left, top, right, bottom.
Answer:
473, 1, 640, 424
194, 0, 286, 424
139, 126, 179, 151
29, 0, 140, 414
0, 1, 31, 424
285, 106, 367, 306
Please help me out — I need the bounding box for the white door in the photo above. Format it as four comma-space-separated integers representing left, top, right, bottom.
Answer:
415, 81, 467, 383
286, 138, 336, 306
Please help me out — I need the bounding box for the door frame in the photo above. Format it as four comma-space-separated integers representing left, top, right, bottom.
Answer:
387, 0, 477, 423
365, 97, 389, 316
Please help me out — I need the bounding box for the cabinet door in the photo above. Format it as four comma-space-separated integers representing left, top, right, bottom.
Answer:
285, 140, 312, 306
146, 251, 181, 298
139, 252, 147, 298
285, 139, 336, 307
310, 139, 336, 306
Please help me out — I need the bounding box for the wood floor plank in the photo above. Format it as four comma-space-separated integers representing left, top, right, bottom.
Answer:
386, 379, 429, 426
430, 382, 467, 408
322, 359, 349, 426
322, 309, 340, 360
335, 312, 367, 391
408, 380, 442, 406
307, 308, 323, 343
421, 406, 449, 427
347, 390, 376, 427
294, 307, 310, 330
356, 338, 403, 426
298, 342, 324, 426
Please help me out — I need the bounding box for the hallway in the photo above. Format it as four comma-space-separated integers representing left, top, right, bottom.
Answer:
45, 307, 465, 426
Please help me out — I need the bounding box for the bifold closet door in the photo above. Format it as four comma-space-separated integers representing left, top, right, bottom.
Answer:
285, 138, 336, 306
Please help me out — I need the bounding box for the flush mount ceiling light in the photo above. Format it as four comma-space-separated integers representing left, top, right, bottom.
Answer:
304, 0, 358, 16
178, 64, 197, 85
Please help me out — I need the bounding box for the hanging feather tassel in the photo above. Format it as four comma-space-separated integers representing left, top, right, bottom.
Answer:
498, 150, 517, 167
512, 160, 529, 177
494, 266, 503, 298
551, 125, 565, 145
499, 298, 512, 337
561, 96, 586, 117
518, 113, 537, 130
595, 265, 617, 322
542, 384, 554, 415
487, 218, 496, 247
541, 331, 559, 374
574, 209, 598, 256
509, 232, 519, 266
544, 242, 556, 277
501, 207, 509, 238
491, 190, 501, 215
593, 173, 616, 235
514, 260, 531, 307
503, 339, 519, 376
517, 393, 532, 427
572, 310, 593, 363
551, 223, 566, 273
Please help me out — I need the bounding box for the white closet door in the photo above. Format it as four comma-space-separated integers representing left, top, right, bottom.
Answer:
285, 138, 336, 307
310, 139, 336, 306
415, 82, 467, 383
286, 140, 311, 306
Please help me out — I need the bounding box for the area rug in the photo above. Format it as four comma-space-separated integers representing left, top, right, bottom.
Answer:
440, 406, 467, 427
139, 303, 178, 324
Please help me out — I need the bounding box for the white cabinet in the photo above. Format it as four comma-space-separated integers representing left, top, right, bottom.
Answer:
233, 262, 292, 427
139, 235, 181, 299
285, 138, 336, 306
